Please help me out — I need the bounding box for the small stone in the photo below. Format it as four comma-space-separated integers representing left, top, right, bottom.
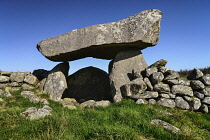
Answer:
0, 76, 10, 83
175, 96, 190, 110
151, 119, 180, 134
190, 80, 205, 90
145, 67, 158, 77
171, 85, 193, 97
80, 100, 96, 108
199, 74, 210, 86
131, 91, 158, 99
202, 97, 210, 105
157, 98, 175, 108
22, 84, 35, 90
41, 99, 49, 105
136, 99, 148, 104
61, 98, 78, 106
21, 107, 51, 120
193, 98, 201, 110
143, 77, 153, 91
63, 105, 77, 110
21, 91, 40, 103
148, 99, 156, 105
200, 104, 209, 113
42, 105, 53, 112
193, 91, 205, 99
95, 100, 110, 107
150, 72, 164, 85
149, 59, 168, 68
154, 83, 170, 94
187, 68, 203, 80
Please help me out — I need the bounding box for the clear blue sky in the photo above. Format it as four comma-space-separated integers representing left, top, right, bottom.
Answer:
1, 0, 210, 74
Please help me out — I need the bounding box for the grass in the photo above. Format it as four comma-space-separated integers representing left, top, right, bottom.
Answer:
0, 90, 210, 140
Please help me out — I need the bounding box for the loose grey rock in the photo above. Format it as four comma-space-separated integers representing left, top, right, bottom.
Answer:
193, 97, 201, 110
164, 70, 180, 80
190, 80, 205, 90
121, 78, 147, 97
193, 91, 205, 99
24, 74, 39, 85
41, 99, 49, 105
42, 105, 53, 112
200, 104, 209, 113
67, 66, 111, 101
1, 71, 13, 76
63, 105, 77, 110
165, 79, 190, 86
159, 94, 170, 98
158, 67, 169, 74
21, 107, 52, 120
187, 68, 203, 80
159, 111, 172, 116
61, 98, 78, 106
175, 96, 190, 110
202, 97, 210, 105
0, 76, 10, 83
150, 72, 164, 85
154, 83, 170, 94
199, 74, 210, 86
37, 9, 162, 62
151, 119, 180, 134
10, 82, 20, 87
95, 100, 110, 107
149, 59, 168, 68
44, 62, 69, 101
132, 69, 143, 79
21, 91, 40, 103
143, 77, 153, 91
10, 72, 27, 83
80, 100, 96, 108
200, 88, 210, 97
148, 99, 156, 105
22, 84, 35, 90
136, 99, 148, 104
109, 49, 148, 102
144, 67, 158, 77
131, 91, 158, 99
171, 85, 193, 97
157, 98, 175, 108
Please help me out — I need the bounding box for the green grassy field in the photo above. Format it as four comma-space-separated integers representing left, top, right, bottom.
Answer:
0, 90, 210, 140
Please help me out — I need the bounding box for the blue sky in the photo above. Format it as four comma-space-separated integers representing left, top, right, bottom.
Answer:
1, 0, 210, 74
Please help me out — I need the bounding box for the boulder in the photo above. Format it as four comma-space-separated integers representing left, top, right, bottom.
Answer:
43, 62, 69, 101
148, 99, 156, 105
165, 79, 190, 86
143, 77, 153, 91
175, 96, 190, 110
151, 119, 180, 134
67, 66, 111, 101
193, 97, 201, 110
121, 78, 147, 97
158, 67, 169, 74
164, 70, 180, 80
153, 83, 170, 94
149, 59, 168, 68
37, 9, 162, 62
193, 91, 205, 99
150, 72, 164, 85
0, 76, 10, 83
95, 100, 111, 107
187, 68, 203, 80
200, 104, 209, 113
24, 74, 39, 85
202, 97, 210, 105
171, 85, 193, 97
144, 67, 158, 77
190, 80, 205, 90
1, 71, 13, 76
109, 49, 148, 102
136, 99, 148, 104
80, 100, 96, 108
10, 72, 27, 83
21, 91, 40, 103
132, 69, 143, 79
130, 91, 158, 99
157, 98, 175, 108
61, 98, 78, 107
199, 74, 210, 86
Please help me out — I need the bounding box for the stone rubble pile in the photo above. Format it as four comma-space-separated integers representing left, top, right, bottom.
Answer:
121, 59, 210, 113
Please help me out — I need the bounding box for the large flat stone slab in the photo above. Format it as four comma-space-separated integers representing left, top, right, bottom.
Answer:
37, 9, 162, 61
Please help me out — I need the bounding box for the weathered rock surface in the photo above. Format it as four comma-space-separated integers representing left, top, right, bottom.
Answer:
149, 59, 168, 68
164, 70, 179, 80
171, 85, 193, 97
157, 98, 175, 108
37, 9, 162, 62
150, 72, 164, 85
144, 67, 158, 77
44, 62, 69, 101
0, 76, 10, 83
67, 66, 111, 101
24, 74, 39, 85
21, 106, 52, 120
21, 91, 40, 103
199, 74, 210, 86
190, 80, 205, 90
151, 119, 180, 134
121, 78, 147, 97
136, 99, 148, 104
131, 91, 158, 99
154, 83, 170, 94
10, 72, 27, 83
95, 100, 110, 107
143, 77, 153, 91
175, 96, 190, 110
187, 68, 203, 80
202, 97, 210, 105
193, 97, 201, 110
109, 49, 148, 102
